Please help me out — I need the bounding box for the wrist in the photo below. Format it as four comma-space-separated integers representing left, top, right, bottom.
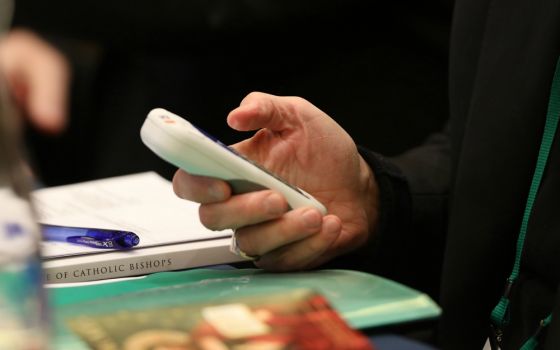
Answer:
358, 154, 380, 237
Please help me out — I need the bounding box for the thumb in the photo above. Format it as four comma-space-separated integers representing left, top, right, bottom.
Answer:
227, 91, 302, 133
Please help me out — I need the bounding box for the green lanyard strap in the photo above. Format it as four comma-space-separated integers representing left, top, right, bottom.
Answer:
489, 57, 560, 347
519, 314, 553, 350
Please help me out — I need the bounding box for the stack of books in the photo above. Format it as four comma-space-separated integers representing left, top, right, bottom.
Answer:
37, 173, 441, 349
34, 172, 243, 284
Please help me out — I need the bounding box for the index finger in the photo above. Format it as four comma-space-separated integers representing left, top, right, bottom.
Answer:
172, 169, 231, 204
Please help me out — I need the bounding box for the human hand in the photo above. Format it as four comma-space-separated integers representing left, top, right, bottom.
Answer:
0, 29, 70, 134
173, 92, 379, 271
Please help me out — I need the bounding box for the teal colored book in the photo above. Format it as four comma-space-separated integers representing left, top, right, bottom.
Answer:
49, 269, 441, 349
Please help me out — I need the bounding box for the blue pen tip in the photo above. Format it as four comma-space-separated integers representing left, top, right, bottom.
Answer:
120, 233, 140, 248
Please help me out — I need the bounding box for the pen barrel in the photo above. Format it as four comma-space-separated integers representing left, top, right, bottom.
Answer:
41, 224, 90, 241
42, 224, 140, 249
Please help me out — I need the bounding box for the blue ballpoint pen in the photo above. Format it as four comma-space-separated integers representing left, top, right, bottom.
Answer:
41, 224, 140, 249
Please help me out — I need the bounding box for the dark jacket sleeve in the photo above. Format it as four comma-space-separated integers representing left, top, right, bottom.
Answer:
345, 124, 451, 297
391, 125, 451, 296
390, 123, 451, 246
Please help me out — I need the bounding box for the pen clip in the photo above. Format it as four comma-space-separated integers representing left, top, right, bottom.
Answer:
66, 236, 119, 249
66, 232, 140, 249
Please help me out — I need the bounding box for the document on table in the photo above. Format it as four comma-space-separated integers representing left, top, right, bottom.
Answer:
33, 172, 232, 259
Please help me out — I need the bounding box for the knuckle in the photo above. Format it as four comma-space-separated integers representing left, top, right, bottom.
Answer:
242, 91, 265, 105
246, 91, 263, 99
287, 96, 311, 113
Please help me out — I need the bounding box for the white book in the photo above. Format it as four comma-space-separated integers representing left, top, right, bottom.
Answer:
42, 238, 240, 284
33, 172, 243, 284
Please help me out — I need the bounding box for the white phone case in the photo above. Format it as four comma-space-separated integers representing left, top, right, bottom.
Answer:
140, 108, 327, 213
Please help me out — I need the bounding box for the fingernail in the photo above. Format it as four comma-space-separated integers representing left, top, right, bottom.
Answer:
228, 116, 240, 129
323, 217, 341, 235
209, 182, 227, 201
302, 209, 321, 229
265, 193, 285, 216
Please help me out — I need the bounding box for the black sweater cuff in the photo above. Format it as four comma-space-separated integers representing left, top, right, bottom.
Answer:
358, 146, 412, 241
324, 146, 413, 277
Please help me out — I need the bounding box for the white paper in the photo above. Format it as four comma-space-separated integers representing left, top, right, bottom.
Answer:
32, 172, 232, 259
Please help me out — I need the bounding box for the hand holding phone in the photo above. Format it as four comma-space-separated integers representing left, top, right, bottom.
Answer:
140, 108, 327, 214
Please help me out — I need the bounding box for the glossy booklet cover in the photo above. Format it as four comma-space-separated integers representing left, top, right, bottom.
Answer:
49, 269, 441, 349
65, 289, 373, 350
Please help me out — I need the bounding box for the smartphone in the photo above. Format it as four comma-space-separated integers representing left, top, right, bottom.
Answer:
140, 108, 327, 214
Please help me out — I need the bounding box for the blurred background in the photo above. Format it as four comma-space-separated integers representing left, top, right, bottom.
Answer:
13, 0, 453, 186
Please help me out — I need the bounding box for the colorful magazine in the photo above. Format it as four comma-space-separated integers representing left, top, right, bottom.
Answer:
65, 289, 373, 350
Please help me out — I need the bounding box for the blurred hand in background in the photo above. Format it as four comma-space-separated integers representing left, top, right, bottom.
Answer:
0, 29, 70, 134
